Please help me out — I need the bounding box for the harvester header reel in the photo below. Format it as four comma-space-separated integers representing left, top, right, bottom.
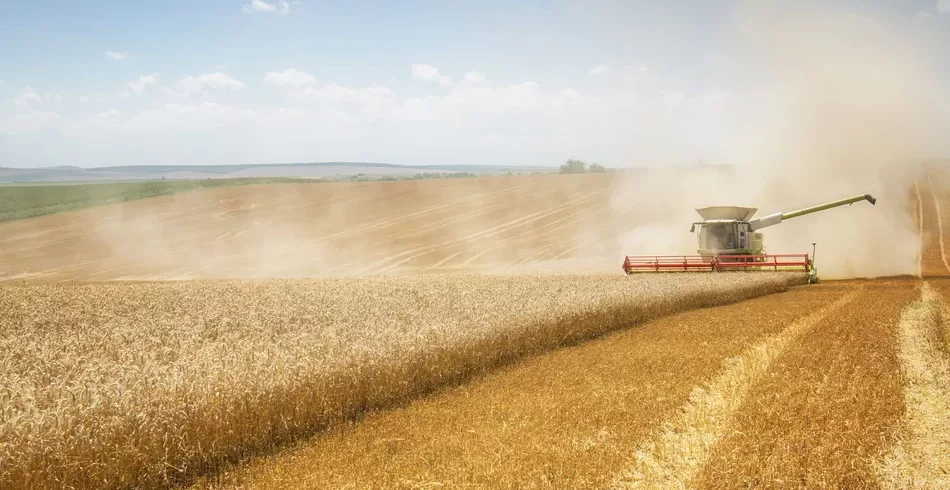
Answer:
622, 253, 812, 274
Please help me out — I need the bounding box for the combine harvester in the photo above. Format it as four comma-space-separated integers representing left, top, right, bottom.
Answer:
622, 194, 877, 283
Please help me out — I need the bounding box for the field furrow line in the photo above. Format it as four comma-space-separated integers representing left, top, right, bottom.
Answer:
460, 204, 607, 267
877, 282, 950, 489
350, 190, 606, 274
212, 204, 258, 221
548, 222, 618, 262
0, 223, 77, 245
423, 250, 465, 270
368, 184, 561, 242
357, 188, 585, 273
510, 211, 616, 265
608, 288, 861, 489
916, 180, 924, 277
927, 171, 950, 274
47, 196, 245, 242
347, 193, 592, 274
303, 185, 523, 246
512, 242, 562, 266
455, 212, 592, 268
265, 185, 536, 275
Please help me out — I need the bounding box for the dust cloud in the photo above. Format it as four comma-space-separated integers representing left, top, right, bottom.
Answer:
611, 1, 947, 279
54, 175, 618, 281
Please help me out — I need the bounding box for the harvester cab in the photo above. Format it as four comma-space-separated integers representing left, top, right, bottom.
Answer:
623, 194, 877, 283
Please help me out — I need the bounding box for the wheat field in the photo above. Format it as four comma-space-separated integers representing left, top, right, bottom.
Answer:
2, 171, 950, 489
0, 272, 795, 489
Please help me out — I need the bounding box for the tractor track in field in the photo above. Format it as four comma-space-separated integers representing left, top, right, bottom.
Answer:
374, 191, 610, 274
694, 280, 915, 488
877, 281, 950, 489
456, 202, 608, 268
927, 171, 950, 274
916, 180, 925, 277
609, 288, 862, 489
350, 188, 609, 275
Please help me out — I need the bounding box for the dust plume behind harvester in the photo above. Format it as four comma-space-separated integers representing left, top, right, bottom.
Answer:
622, 194, 877, 283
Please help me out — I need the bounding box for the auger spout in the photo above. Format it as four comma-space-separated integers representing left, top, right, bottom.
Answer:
748, 194, 876, 231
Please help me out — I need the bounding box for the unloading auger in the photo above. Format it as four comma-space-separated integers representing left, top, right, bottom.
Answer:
622, 194, 877, 283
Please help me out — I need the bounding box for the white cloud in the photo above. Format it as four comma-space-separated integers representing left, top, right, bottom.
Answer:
124, 103, 255, 132
294, 84, 396, 123
0, 111, 60, 135
264, 68, 318, 88
398, 82, 573, 126
589, 64, 611, 76
938, 0, 950, 14
173, 72, 247, 98
623, 64, 650, 75
104, 51, 129, 61
461, 72, 486, 85
14, 87, 42, 108
300, 84, 394, 102
411, 64, 452, 86
127, 74, 160, 95
242, 0, 290, 14
558, 88, 580, 100
97, 109, 120, 119
43, 91, 68, 102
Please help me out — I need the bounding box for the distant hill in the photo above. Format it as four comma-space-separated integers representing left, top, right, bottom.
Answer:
0, 162, 556, 184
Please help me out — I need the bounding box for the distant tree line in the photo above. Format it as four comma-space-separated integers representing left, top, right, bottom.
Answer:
559, 159, 607, 174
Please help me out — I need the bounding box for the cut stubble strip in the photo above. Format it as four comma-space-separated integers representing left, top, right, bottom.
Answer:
876, 282, 950, 489
608, 287, 863, 489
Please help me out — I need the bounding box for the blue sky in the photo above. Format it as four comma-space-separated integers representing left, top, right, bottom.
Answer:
1, 0, 949, 168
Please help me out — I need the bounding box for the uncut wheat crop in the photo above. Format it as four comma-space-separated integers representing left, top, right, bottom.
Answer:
0, 272, 797, 489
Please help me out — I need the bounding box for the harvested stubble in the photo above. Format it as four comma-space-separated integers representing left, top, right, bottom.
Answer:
0, 272, 796, 489
877, 282, 950, 489
694, 279, 916, 489
930, 279, 950, 351
195, 280, 849, 490
918, 179, 949, 276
